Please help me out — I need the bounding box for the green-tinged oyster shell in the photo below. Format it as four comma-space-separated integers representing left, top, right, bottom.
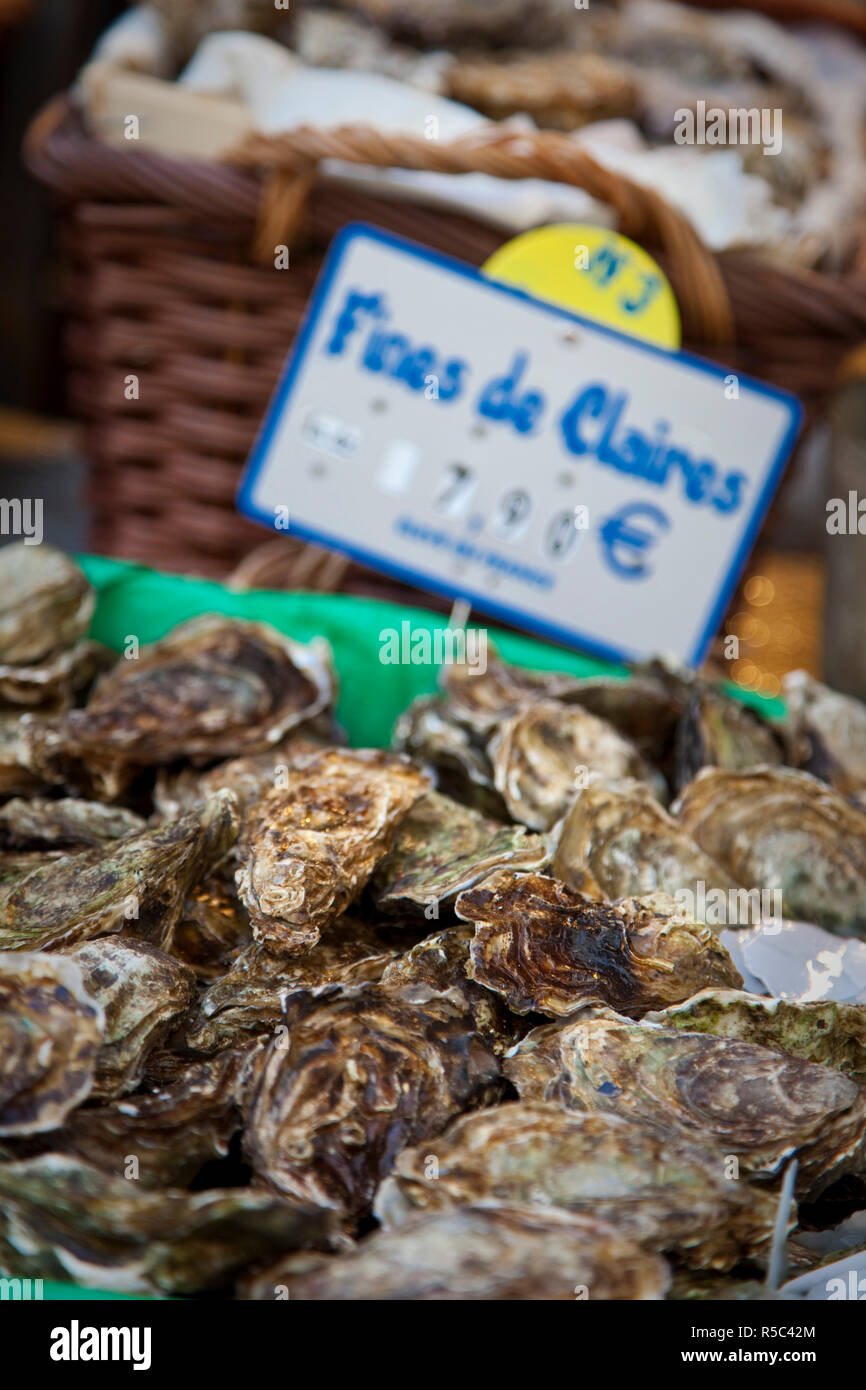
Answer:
0, 544, 93, 667
0, 797, 144, 849
488, 699, 663, 831
673, 688, 783, 793
783, 670, 866, 801
553, 777, 740, 912
61, 938, 196, 1097
235, 749, 428, 953
54, 617, 335, 797
392, 694, 506, 817
57, 1044, 260, 1188
646, 990, 866, 1085
673, 766, 866, 934
0, 790, 239, 951
504, 1011, 866, 1198
186, 921, 396, 1054
380, 924, 516, 1053
455, 872, 741, 1018
374, 790, 550, 913
0, 1154, 332, 1295
240, 1204, 670, 1301
244, 982, 500, 1220
375, 1101, 782, 1271
0, 951, 104, 1135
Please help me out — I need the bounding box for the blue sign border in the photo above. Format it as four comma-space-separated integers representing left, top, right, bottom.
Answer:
237, 222, 803, 666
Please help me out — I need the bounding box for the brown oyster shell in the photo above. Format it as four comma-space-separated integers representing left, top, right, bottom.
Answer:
783, 670, 866, 802
553, 777, 739, 910
673, 766, 866, 934
504, 1011, 866, 1198
380, 923, 516, 1053
235, 749, 428, 952
0, 544, 93, 667
167, 876, 252, 980
61, 938, 196, 1097
456, 872, 741, 1017
0, 640, 112, 711
241, 1203, 669, 1301
0, 790, 239, 951
0, 950, 104, 1135
0, 797, 145, 850
392, 694, 506, 817
375, 1101, 781, 1271
673, 688, 783, 793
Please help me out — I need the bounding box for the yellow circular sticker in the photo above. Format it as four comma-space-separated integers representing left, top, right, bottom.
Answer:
482, 224, 681, 350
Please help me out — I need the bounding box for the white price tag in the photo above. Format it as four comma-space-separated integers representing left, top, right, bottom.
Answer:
238, 225, 801, 665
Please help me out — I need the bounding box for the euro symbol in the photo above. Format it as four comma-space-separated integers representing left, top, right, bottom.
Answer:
599, 502, 670, 579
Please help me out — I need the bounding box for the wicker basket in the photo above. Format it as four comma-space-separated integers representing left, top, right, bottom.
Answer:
684, 0, 866, 31
23, 95, 866, 592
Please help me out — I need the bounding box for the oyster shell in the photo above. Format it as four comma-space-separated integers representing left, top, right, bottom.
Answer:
0, 951, 104, 1135
673, 688, 783, 793
167, 876, 252, 980
392, 695, 504, 816
380, 924, 516, 1053
488, 699, 661, 830
646, 990, 866, 1086
0, 790, 239, 951
674, 766, 866, 934
56, 616, 335, 797
0, 1154, 331, 1295
552, 777, 740, 910
783, 671, 866, 802
186, 921, 396, 1053
375, 1101, 781, 1271
61, 938, 196, 1097
235, 749, 428, 952
0, 797, 144, 850
374, 790, 550, 913
244, 982, 500, 1219
0, 543, 93, 667
0, 640, 111, 710
241, 1203, 669, 1301
456, 873, 742, 1017
0, 713, 45, 796
504, 1011, 866, 1197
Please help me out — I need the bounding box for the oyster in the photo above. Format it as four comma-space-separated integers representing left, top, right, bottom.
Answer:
488, 699, 661, 831
673, 688, 783, 793
379, 924, 515, 1053
167, 876, 252, 980
504, 1011, 866, 1197
235, 749, 428, 952
0, 790, 239, 951
553, 777, 739, 909
58, 1044, 259, 1188
456, 873, 742, 1017
783, 671, 866, 802
646, 990, 866, 1086
674, 767, 866, 934
392, 695, 504, 817
186, 921, 396, 1053
0, 1154, 331, 1295
0, 543, 93, 667
0, 797, 144, 850
0, 951, 104, 1135
0, 640, 111, 710
62, 938, 196, 1097
55, 616, 335, 797
375, 1102, 780, 1271
0, 712, 45, 796
244, 982, 500, 1219
374, 790, 550, 914
241, 1204, 669, 1301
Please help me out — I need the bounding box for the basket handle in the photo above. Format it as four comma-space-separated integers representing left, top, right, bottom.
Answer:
232, 123, 735, 345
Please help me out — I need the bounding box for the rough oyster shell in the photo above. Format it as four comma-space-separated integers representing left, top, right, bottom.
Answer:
553, 777, 740, 911
673, 688, 783, 793
0, 790, 239, 951
0, 544, 93, 667
504, 1011, 866, 1198
244, 982, 500, 1220
235, 749, 428, 953
0, 951, 104, 1135
375, 1101, 781, 1271
456, 872, 742, 1017
392, 694, 504, 816
489, 699, 662, 830
0, 713, 46, 796
380, 924, 516, 1054
0, 797, 145, 850
674, 766, 866, 934
783, 670, 866, 802
0, 640, 111, 710
167, 876, 252, 980
61, 938, 196, 1097
646, 989, 866, 1086
374, 790, 550, 913
0, 1154, 331, 1295
241, 1203, 669, 1301
56, 617, 335, 797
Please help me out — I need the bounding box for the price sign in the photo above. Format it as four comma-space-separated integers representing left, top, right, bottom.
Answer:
238, 224, 801, 666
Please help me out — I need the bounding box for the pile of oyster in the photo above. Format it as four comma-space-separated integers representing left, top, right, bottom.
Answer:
2, 544, 866, 1300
